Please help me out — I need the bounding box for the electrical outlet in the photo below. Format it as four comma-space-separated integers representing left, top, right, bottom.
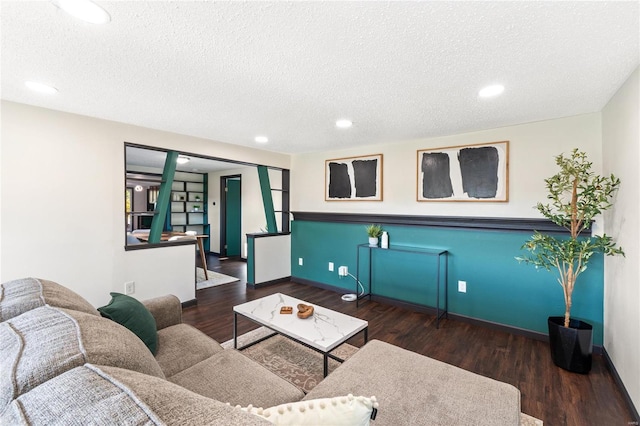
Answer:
125, 281, 135, 295
298, 258, 303, 266
328, 262, 334, 272
339, 266, 348, 277
458, 280, 466, 293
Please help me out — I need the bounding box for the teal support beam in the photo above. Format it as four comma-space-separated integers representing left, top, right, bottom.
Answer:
149, 151, 178, 243
257, 166, 278, 233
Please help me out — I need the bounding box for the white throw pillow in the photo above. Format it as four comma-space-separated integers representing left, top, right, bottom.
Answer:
235, 394, 378, 426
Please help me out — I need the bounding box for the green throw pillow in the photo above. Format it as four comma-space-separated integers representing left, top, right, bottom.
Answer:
98, 292, 158, 355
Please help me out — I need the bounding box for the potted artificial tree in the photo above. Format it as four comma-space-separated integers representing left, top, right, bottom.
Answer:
517, 149, 624, 373
366, 224, 383, 247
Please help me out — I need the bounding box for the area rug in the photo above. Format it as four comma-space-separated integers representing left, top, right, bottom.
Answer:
196, 267, 239, 290
224, 327, 543, 425
222, 327, 358, 393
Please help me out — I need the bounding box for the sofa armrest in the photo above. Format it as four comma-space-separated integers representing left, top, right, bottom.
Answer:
142, 295, 182, 330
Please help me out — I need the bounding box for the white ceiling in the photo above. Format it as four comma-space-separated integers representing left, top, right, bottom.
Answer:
2, 1, 638, 154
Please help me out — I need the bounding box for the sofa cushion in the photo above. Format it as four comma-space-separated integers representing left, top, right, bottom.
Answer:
169, 349, 305, 408
304, 340, 521, 426
98, 292, 159, 355
0, 306, 165, 410
63, 307, 165, 378
155, 323, 224, 377
1, 364, 272, 426
0, 277, 98, 322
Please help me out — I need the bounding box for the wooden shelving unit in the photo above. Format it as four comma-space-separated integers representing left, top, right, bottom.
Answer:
170, 173, 210, 252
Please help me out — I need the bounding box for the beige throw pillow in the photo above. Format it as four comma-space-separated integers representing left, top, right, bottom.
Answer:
238, 394, 379, 426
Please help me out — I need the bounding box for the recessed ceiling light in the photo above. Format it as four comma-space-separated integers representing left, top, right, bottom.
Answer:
478, 84, 505, 98
176, 155, 190, 164
255, 136, 269, 143
25, 81, 58, 94
336, 119, 353, 129
52, 0, 111, 24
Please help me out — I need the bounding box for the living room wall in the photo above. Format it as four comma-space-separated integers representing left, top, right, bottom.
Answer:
291, 218, 605, 344
291, 113, 602, 218
0, 101, 290, 306
290, 113, 606, 342
602, 67, 639, 413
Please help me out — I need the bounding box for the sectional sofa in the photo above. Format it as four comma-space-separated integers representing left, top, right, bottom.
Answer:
0, 277, 521, 425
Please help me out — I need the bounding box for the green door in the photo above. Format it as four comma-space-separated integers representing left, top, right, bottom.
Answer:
225, 178, 241, 256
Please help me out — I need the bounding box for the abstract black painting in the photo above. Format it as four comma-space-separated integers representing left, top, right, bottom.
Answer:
326, 154, 383, 201
421, 152, 454, 199
417, 141, 508, 202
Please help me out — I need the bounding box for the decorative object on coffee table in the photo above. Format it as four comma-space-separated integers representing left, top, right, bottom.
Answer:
297, 303, 314, 319
280, 306, 293, 314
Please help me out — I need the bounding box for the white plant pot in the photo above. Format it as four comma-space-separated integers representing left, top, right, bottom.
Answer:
368, 237, 379, 247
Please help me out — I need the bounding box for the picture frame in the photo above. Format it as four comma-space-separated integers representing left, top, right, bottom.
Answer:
325, 154, 383, 201
417, 141, 509, 202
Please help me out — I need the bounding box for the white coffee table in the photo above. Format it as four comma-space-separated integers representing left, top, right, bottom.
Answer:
233, 293, 368, 377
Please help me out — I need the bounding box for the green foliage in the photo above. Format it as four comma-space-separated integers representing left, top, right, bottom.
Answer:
516, 149, 624, 327
365, 224, 383, 238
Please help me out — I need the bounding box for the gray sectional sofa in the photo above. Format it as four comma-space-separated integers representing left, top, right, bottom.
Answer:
0, 277, 521, 425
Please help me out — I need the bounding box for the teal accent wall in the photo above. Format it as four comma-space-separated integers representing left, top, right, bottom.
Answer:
291, 220, 604, 345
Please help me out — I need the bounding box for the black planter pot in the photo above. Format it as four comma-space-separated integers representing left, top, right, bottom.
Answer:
547, 316, 593, 374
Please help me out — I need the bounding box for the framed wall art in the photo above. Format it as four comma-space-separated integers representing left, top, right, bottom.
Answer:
417, 141, 508, 202
325, 154, 383, 201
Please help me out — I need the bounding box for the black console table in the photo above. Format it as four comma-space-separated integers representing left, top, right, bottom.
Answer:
356, 244, 449, 328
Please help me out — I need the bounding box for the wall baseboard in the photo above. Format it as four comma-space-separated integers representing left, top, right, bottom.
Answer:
291, 276, 353, 295
181, 298, 197, 308
249, 276, 291, 288
603, 348, 640, 424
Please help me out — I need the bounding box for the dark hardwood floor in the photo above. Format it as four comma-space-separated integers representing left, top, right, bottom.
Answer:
184, 257, 635, 426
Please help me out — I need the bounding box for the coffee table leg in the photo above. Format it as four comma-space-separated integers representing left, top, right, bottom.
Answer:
323, 353, 329, 377
233, 312, 238, 349
364, 327, 368, 344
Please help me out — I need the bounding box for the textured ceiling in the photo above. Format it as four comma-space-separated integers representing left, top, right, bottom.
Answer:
1, 1, 638, 154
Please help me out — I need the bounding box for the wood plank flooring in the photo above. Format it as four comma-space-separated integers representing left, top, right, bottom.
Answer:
183, 258, 635, 426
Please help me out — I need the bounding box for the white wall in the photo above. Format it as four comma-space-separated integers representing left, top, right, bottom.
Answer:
254, 234, 291, 284
291, 113, 603, 219
0, 101, 290, 306
602, 67, 640, 411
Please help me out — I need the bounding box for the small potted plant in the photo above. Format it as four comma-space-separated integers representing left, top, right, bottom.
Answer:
365, 224, 383, 247
193, 205, 200, 212
517, 149, 624, 373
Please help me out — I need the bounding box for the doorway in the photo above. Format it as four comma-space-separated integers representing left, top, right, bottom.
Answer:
220, 175, 242, 258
